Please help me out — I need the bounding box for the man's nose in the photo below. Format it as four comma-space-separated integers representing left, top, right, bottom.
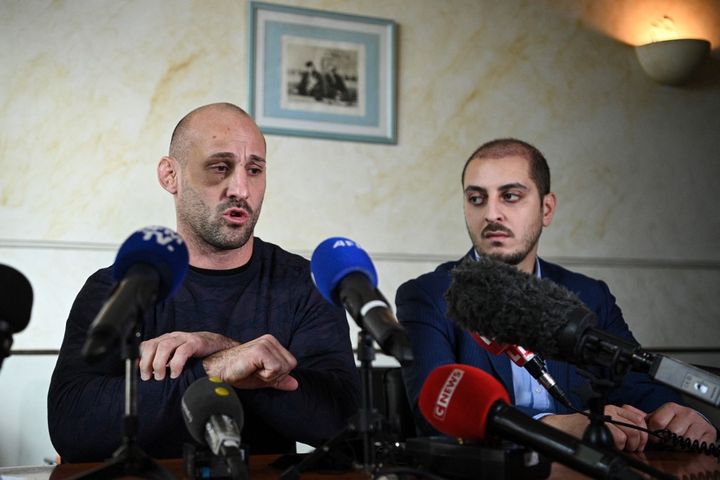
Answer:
226, 169, 249, 200
484, 198, 504, 222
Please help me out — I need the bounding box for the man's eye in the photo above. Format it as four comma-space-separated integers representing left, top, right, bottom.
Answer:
467, 195, 485, 205
248, 166, 263, 176
504, 192, 520, 202
210, 164, 229, 174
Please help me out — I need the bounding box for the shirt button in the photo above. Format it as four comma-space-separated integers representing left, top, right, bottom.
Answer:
535, 388, 541, 393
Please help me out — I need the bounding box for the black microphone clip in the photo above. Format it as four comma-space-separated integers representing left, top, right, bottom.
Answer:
183, 442, 249, 480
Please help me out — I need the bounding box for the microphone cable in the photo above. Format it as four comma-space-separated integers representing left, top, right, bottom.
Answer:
611, 420, 720, 462
652, 429, 720, 460
537, 393, 718, 478
528, 354, 575, 411
553, 395, 719, 463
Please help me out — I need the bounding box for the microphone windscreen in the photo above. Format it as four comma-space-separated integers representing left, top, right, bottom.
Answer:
310, 237, 377, 305
113, 226, 189, 301
419, 363, 510, 440
0, 264, 33, 333
445, 257, 587, 358
181, 376, 244, 444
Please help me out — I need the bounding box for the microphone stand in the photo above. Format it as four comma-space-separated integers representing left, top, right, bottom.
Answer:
281, 330, 395, 479
575, 363, 677, 480
356, 329, 383, 470
0, 322, 12, 371
577, 340, 645, 450
70, 323, 176, 480
576, 367, 616, 450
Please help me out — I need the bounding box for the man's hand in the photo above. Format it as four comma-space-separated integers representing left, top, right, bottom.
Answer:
646, 402, 717, 445
540, 404, 649, 452
139, 331, 239, 381
202, 334, 298, 391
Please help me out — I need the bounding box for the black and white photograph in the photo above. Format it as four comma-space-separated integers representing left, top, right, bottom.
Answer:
249, 1, 397, 143
281, 38, 362, 115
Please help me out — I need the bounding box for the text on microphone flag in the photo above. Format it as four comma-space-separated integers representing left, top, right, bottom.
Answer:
139, 225, 185, 252
433, 367, 465, 421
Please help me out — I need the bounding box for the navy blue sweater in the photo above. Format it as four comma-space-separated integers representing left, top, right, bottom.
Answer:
48, 238, 360, 462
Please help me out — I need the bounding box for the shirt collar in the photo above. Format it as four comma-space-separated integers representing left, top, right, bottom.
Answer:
471, 249, 542, 279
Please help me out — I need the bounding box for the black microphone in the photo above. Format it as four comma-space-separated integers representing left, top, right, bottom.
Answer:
420, 364, 646, 480
471, 334, 574, 410
82, 226, 189, 361
310, 237, 413, 364
182, 376, 248, 480
0, 264, 33, 369
446, 257, 720, 407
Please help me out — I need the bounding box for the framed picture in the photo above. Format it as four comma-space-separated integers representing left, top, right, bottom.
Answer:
248, 1, 397, 144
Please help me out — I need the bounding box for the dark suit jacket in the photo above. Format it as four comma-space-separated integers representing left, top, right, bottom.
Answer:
396, 251, 682, 435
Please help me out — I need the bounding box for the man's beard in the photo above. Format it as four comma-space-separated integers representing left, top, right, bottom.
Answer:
485, 248, 529, 266
469, 221, 542, 266
178, 186, 262, 251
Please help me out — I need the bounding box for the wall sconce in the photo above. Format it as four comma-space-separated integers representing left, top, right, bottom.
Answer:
635, 38, 711, 86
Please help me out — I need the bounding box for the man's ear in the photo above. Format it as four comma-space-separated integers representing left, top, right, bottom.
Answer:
158, 156, 179, 194
542, 192, 557, 227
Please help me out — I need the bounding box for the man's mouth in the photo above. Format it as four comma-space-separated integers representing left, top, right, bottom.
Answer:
483, 227, 512, 239
223, 208, 249, 224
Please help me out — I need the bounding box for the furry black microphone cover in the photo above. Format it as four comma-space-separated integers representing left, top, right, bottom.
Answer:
445, 257, 591, 357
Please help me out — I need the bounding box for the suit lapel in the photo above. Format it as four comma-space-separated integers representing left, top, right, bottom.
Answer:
486, 353, 515, 403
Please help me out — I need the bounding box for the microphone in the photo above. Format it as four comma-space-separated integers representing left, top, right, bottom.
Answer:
82, 226, 189, 361
0, 264, 33, 368
310, 237, 413, 364
471, 333, 574, 410
182, 376, 248, 480
419, 364, 643, 480
445, 257, 720, 407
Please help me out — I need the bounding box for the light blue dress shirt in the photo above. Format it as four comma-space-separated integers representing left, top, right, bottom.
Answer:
472, 251, 556, 417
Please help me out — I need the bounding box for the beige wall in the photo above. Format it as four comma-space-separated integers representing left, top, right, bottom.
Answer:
2, 0, 718, 349
0, 0, 719, 464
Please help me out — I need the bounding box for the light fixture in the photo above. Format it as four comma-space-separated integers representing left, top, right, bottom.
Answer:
635, 38, 711, 86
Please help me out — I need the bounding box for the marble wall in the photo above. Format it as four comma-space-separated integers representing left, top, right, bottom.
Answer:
1, 0, 719, 466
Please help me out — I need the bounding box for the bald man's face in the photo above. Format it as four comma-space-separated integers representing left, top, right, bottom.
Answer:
174, 108, 267, 252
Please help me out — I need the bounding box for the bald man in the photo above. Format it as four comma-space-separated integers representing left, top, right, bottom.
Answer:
49, 103, 360, 462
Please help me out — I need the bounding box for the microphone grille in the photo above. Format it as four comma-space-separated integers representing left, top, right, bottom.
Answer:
310, 237, 377, 305
113, 226, 189, 301
419, 364, 510, 440
181, 376, 244, 444
446, 257, 586, 356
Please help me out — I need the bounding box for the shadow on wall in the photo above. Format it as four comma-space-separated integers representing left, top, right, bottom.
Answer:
689, 54, 720, 88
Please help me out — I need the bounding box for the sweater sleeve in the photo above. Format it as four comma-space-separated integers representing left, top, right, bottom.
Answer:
47, 269, 206, 462
235, 275, 361, 448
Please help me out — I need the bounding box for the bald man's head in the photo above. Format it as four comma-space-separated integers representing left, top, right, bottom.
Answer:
168, 103, 262, 165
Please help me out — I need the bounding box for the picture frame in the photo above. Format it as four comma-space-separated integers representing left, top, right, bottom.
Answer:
248, 1, 397, 144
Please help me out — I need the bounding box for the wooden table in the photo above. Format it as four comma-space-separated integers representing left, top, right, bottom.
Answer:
1, 450, 715, 479
549, 450, 720, 479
